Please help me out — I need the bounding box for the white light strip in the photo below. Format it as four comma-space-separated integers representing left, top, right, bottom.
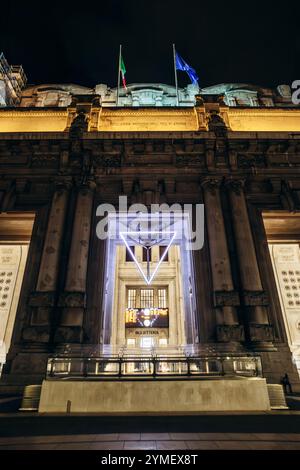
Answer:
120, 232, 149, 284
148, 232, 176, 284
120, 231, 176, 285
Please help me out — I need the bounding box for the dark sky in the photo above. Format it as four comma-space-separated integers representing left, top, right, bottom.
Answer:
1, 0, 300, 90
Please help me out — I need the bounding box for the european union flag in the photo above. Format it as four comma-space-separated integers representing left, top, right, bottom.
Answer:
175, 51, 199, 85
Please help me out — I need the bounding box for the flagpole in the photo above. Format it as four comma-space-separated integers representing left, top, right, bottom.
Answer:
173, 43, 179, 106
117, 44, 121, 107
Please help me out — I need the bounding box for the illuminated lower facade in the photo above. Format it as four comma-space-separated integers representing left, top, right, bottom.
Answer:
1, 73, 300, 410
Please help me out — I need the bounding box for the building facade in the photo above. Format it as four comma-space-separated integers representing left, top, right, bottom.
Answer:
1, 55, 300, 399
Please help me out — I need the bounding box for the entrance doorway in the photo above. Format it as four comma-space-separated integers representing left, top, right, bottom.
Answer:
101, 213, 198, 354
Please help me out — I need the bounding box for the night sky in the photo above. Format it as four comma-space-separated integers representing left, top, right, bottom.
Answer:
1, 1, 300, 90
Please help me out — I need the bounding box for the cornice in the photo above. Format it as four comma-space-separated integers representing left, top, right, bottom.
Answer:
0, 111, 68, 117
228, 109, 300, 117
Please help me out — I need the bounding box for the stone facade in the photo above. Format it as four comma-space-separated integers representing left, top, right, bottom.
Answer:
0, 75, 300, 393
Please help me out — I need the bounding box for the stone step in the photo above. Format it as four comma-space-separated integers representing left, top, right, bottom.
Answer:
19, 385, 42, 411
267, 384, 289, 409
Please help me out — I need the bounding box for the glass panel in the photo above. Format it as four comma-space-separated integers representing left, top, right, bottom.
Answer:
140, 289, 154, 308
233, 358, 259, 376
52, 361, 71, 375
159, 245, 168, 261
122, 360, 153, 375
156, 361, 188, 375
125, 246, 135, 262
159, 338, 168, 347
189, 359, 222, 374
94, 361, 119, 375
140, 337, 154, 348
127, 289, 136, 308
142, 247, 151, 262
158, 288, 167, 308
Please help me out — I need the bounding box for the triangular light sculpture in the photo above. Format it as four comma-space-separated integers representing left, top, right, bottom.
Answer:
120, 231, 176, 285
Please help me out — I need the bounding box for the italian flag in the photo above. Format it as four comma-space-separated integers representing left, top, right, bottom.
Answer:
120, 56, 127, 89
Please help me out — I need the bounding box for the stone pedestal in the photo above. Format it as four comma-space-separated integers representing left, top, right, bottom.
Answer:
39, 378, 271, 413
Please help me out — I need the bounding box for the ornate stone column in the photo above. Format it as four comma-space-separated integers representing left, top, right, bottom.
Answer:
225, 179, 274, 346
26, 178, 71, 343
55, 178, 96, 343
201, 178, 244, 343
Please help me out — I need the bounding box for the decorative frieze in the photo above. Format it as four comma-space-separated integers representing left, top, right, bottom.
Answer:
175, 154, 205, 167
237, 154, 266, 169
93, 154, 122, 168
31, 153, 59, 168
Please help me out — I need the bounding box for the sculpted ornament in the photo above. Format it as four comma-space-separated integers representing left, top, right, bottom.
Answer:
69, 111, 89, 138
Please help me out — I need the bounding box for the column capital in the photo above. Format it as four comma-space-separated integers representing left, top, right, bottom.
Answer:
53, 176, 73, 193
224, 178, 245, 195
200, 177, 223, 193
75, 177, 97, 194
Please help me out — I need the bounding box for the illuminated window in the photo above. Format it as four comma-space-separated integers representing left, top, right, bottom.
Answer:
142, 247, 151, 262
141, 337, 154, 348
127, 289, 137, 308
125, 246, 135, 262
159, 245, 168, 262
127, 338, 135, 347
159, 338, 167, 347
140, 289, 154, 308
126, 287, 168, 309
158, 288, 167, 308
